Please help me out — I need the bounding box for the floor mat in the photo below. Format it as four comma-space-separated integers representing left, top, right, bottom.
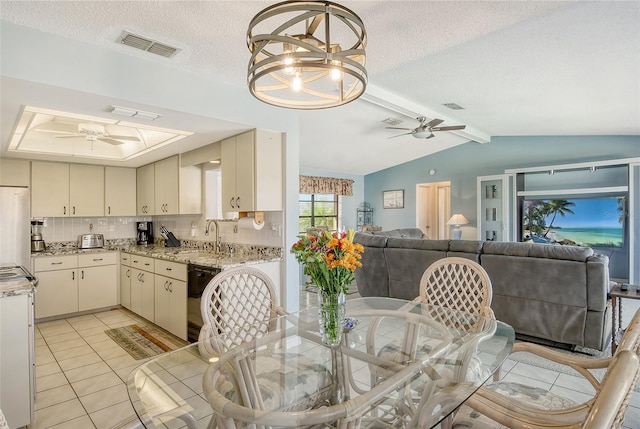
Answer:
105, 324, 187, 360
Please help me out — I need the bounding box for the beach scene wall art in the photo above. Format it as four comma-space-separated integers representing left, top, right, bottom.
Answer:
522, 196, 625, 248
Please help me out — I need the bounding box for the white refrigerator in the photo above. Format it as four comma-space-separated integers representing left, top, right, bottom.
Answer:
0, 186, 30, 267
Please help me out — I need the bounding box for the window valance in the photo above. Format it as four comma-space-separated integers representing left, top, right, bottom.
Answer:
299, 175, 353, 196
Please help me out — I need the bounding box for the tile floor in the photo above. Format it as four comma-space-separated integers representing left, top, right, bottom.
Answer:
28, 292, 640, 429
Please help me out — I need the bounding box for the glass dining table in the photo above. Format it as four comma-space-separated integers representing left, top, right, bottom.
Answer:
127, 297, 514, 429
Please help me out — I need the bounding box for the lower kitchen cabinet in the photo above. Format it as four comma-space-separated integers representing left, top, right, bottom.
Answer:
33, 255, 78, 319
130, 255, 155, 322
154, 260, 187, 340
78, 253, 117, 311
120, 252, 132, 309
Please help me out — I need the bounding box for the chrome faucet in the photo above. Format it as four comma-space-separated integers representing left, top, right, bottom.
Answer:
205, 219, 222, 253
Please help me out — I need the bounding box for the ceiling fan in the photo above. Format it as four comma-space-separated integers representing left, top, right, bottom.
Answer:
386, 116, 466, 139
52, 123, 141, 145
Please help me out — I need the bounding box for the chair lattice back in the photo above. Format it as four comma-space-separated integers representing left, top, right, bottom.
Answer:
418, 257, 494, 328
200, 266, 280, 354
606, 307, 640, 428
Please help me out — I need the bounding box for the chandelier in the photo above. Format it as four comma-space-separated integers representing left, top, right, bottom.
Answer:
247, 1, 367, 109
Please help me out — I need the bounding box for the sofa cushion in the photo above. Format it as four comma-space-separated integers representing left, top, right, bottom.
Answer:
386, 237, 449, 251
528, 243, 594, 262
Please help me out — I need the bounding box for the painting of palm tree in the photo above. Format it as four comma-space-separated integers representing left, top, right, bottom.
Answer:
521, 196, 625, 248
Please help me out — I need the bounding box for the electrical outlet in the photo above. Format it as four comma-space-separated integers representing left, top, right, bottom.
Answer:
271, 224, 281, 237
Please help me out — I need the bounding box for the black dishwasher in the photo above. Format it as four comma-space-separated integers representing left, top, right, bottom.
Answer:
187, 264, 221, 343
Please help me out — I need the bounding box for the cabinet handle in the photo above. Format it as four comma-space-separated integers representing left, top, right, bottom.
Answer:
137, 273, 142, 281
164, 280, 169, 291
51, 262, 63, 265
64, 206, 67, 215
230, 197, 236, 208
81, 270, 84, 279
72, 271, 75, 280
168, 281, 173, 293
108, 206, 111, 215
133, 260, 139, 263
236, 197, 241, 208
126, 269, 130, 278
144, 263, 150, 267
140, 273, 144, 283
73, 206, 76, 215
166, 267, 172, 271
93, 258, 103, 262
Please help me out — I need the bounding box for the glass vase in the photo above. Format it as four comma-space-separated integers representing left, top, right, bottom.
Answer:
318, 289, 346, 347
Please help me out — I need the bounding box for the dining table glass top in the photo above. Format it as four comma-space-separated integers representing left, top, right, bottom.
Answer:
127, 297, 515, 429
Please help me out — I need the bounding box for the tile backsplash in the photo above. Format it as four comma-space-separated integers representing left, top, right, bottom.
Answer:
34, 212, 284, 249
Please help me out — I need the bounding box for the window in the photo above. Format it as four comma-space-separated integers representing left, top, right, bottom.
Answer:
298, 194, 338, 233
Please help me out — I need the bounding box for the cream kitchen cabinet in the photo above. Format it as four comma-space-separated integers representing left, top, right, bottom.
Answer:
31, 161, 70, 217
221, 129, 282, 212
120, 252, 132, 309
78, 252, 117, 311
153, 259, 187, 340
33, 255, 78, 319
130, 255, 155, 322
105, 166, 136, 216
137, 155, 201, 216
137, 163, 155, 215
69, 164, 104, 216
31, 162, 104, 217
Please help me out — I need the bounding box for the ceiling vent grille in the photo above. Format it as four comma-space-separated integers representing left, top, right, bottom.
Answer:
119, 31, 180, 58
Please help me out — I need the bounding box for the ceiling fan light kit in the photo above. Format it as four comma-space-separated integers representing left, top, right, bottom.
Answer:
247, 0, 367, 109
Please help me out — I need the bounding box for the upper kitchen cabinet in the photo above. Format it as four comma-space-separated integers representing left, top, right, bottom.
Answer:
31, 162, 104, 217
0, 159, 30, 186
137, 163, 155, 215
137, 155, 202, 216
221, 129, 282, 212
69, 164, 104, 216
105, 167, 136, 216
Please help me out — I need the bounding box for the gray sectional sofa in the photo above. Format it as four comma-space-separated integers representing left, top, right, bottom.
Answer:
354, 229, 612, 351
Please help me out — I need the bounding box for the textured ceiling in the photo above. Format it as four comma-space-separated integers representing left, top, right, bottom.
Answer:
1, 1, 639, 174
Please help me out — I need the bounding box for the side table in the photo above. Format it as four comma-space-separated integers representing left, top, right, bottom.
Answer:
610, 284, 640, 353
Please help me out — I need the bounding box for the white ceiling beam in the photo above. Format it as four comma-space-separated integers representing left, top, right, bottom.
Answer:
361, 84, 491, 144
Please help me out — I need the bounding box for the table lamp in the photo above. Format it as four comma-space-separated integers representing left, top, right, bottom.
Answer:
447, 214, 469, 240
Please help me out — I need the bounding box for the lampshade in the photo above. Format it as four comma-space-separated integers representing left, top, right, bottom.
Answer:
447, 214, 469, 226
247, 1, 367, 109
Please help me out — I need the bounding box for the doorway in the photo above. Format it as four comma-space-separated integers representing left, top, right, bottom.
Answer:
416, 181, 451, 239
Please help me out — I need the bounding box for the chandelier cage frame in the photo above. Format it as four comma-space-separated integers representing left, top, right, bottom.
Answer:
247, 0, 368, 109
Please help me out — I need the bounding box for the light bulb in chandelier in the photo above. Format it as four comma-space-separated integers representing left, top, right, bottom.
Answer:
330, 64, 343, 81
292, 74, 303, 92
283, 56, 295, 75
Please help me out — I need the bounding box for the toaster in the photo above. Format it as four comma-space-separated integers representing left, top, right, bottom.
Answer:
78, 233, 104, 249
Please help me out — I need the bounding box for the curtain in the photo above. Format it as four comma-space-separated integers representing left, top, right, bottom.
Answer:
299, 175, 353, 196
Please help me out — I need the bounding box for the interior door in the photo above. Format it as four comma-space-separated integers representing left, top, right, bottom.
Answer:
416, 181, 451, 239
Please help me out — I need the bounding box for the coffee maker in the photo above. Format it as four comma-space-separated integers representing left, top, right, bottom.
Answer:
136, 222, 154, 245
31, 220, 46, 252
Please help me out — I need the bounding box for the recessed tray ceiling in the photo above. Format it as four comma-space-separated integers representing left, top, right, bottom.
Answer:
8, 106, 193, 161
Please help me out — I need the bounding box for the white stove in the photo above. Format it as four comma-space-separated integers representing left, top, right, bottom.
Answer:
0, 264, 36, 284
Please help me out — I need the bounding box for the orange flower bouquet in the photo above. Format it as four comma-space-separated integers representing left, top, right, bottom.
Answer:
291, 228, 364, 346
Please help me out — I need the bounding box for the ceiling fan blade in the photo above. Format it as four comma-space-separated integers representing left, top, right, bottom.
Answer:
104, 134, 140, 141
97, 137, 125, 145
385, 127, 413, 131
387, 132, 413, 139
432, 125, 466, 131
424, 118, 444, 128
55, 134, 84, 139
31, 122, 78, 134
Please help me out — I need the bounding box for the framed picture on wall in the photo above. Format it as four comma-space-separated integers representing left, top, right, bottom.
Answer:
383, 189, 404, 209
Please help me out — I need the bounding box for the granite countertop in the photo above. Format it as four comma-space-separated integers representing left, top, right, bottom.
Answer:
0, 278, 36, 298
31, 245, 282, 270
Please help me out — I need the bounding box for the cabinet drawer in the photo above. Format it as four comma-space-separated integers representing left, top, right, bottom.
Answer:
154, 260, 187, 281
78, 252, 117, 267
34, 255, 77, 272
120, 252, 132, 267
131, 255, 154, 271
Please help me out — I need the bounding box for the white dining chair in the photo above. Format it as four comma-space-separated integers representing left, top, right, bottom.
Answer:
451, 307, 640, 429
199, 266, 334, 428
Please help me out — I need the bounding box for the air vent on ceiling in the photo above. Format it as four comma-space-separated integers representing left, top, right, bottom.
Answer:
119, 31, 180, 58
442, 103, 464, 110
382, 117, 402, 126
